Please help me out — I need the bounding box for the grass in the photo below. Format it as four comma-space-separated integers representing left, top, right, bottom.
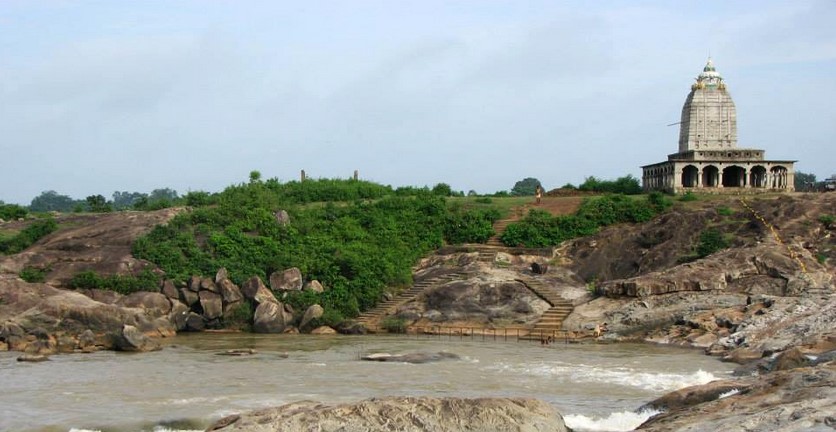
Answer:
447, 196, 531, 219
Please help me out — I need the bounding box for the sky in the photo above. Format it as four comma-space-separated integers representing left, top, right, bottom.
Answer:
1, 1, 835, 204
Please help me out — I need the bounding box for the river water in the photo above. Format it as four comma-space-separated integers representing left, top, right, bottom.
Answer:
0, 334, 735, 432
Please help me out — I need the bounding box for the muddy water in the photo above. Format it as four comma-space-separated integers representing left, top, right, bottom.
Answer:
0, 334, 735, 432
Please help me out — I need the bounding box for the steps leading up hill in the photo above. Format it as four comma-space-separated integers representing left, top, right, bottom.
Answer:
515, 276, 575, 340
356, 271, 469, 329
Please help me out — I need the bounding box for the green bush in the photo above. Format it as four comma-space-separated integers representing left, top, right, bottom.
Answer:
0, 218, 58, 255
68, 270, 160, 295
819, 215, 835, 229
578, 175, 642, 195
381, 316, 407, 333
717, 206, 734, 216
223, 302, 254, 331
444, 208, 499, 244
0, 204, 27, 220
501, 194, 667, 247
696, 228, 730, 258
679, 191, 698, 202
20, 266, 48, 283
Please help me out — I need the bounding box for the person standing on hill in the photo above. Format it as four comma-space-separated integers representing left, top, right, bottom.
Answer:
535, 185, 543, 205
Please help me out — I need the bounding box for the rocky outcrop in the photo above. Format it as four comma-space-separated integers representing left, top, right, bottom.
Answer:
361, 351, 460, 363
269, 268, 303, 291
638, 363, 836, 432
253, 301, 293, 334
241, 277, 276, 304
299, 304, 323, 331
113, 324, 161, 352
206, 397, 568, 432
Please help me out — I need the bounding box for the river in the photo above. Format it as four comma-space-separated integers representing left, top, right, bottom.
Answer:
0, 334, 735, 432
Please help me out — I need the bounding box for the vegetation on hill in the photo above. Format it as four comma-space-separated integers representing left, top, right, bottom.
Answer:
131, 178, 499, 319
573, 174, 643, 195
500, 192, 672, 247
0, 218, 58, 255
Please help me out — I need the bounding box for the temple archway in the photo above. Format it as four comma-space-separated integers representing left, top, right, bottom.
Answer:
770, 166, 788, 188
750, 166, 767, 188
702, 165, 719, 187
722, 165, 746, 188
681, 165, 699, 188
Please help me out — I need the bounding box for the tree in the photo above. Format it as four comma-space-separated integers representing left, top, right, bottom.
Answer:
249, 170, 262, 183
85, 195, 112, 213
431, 183, 453, 196
794, 171, 816, 191
511, 178, 542, 196
29, 190, 78, 212
112, 191, 147, 210
149, 188, 179, 202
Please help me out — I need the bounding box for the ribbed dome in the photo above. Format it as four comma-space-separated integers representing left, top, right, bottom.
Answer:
694, 57, 724, 89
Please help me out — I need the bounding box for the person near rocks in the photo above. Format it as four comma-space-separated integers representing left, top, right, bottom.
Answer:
594, 322, 608, 338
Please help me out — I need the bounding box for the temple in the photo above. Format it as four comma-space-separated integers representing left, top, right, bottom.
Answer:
642, 58, 795, 193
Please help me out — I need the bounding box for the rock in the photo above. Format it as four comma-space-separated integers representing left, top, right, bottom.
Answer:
304, 280, 324, 293
240, 277, 276, 304
361, 351, 460, 364
269, 268, 303, 291
283, 327, 299, 334
117, 292, 171, 316
336, 321, 367, 335
169, 300, 190, 331
161, 280, 179, 300
199, 290, 223, 320
179, 287, 199, 306
215, 267, 229, 284
77, 329, 97, 348
185, 313, 206, 332
17, 354, 50, 362
188, 275, 201, 292
531, 262, 549, 274
310, 326, 336, 335
205, 396, 568, 432
772, 347, 811, 371
641, 379, 750, 412
253, 301, 292, 333
200, 277, 219, 293
274, 210, 290, 226
113, 324, 161, 352
218, 279, 243, 304
216, 349, 257, 356
300, 304, 324, 331
78, 289, 123, 304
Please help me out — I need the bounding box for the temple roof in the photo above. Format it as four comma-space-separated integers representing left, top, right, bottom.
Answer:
693, 57, 726, 90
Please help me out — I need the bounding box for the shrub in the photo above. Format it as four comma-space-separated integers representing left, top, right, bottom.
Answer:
223, 302, 254, 331
381, 316, 407, 333
0, 204, 27, 220
68, 270, 160, 295
20, 266, 48, 283
0, 218, 58, 255
717, 206, 734, 216
696, 228, 730, 258
819, 215, 835, 229
679, 191, 698, 202
578, 175, 642, 195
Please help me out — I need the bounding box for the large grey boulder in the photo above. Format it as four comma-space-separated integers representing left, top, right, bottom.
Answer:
253, 301, 292, 333
161, 280, 179, 300
304, 280, 325, 293
215, 267, 229, 284
113, 324, 161, 352
300, 304, 324, 331
218, 279, 244, 304
179, 287, 199, 307
206, 396, 568, 432
241, 277, 276, 304
200, 277, 219, 293
116, 292, 172, 316
199, 290, 223, 320
269, 268, 303, 291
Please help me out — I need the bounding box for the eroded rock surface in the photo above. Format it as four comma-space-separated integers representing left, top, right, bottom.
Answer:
206, 396, 568, 432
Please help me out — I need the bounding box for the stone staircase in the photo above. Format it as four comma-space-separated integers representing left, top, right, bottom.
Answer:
516, 276, 575, 340
486, 219, 514, 246
356, 271, 468, 329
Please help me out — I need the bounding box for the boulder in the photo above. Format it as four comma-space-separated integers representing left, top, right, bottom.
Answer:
171, 302, 191, 331
113, 324, 161, 352
200, 277, 219, 293
253, 301, 292, 333
218, 279, 244, 304
199, 290, 223, 320
215, 267, 229, 284
78, 289, 123, 304
17, 354, 49, 362
361, 352, 460, 363
771, 347, 811, 371
205, 397, 568, 432
304, 280, 325, 293
116, 292, 171, 316
161, 280, 179, 300
179, 287, 199, 307
269, 268, 303, 291
310, 326, 337, 335
274, 210, 290, 225
185, 313, 206, 332
188, 275, 201, 292
531, 262, 549, 275
241, 277, 276, 304
300, 304, 324, 331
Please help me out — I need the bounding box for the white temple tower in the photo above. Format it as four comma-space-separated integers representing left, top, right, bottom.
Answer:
642, 58, 796, 194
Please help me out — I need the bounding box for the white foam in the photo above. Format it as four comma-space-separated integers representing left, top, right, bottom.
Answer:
492, 362, 719, 392
718, 388, 740, 399
563, 409, 661, 432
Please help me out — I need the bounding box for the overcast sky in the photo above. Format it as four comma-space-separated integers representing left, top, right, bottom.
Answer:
1, 1, 834, 204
